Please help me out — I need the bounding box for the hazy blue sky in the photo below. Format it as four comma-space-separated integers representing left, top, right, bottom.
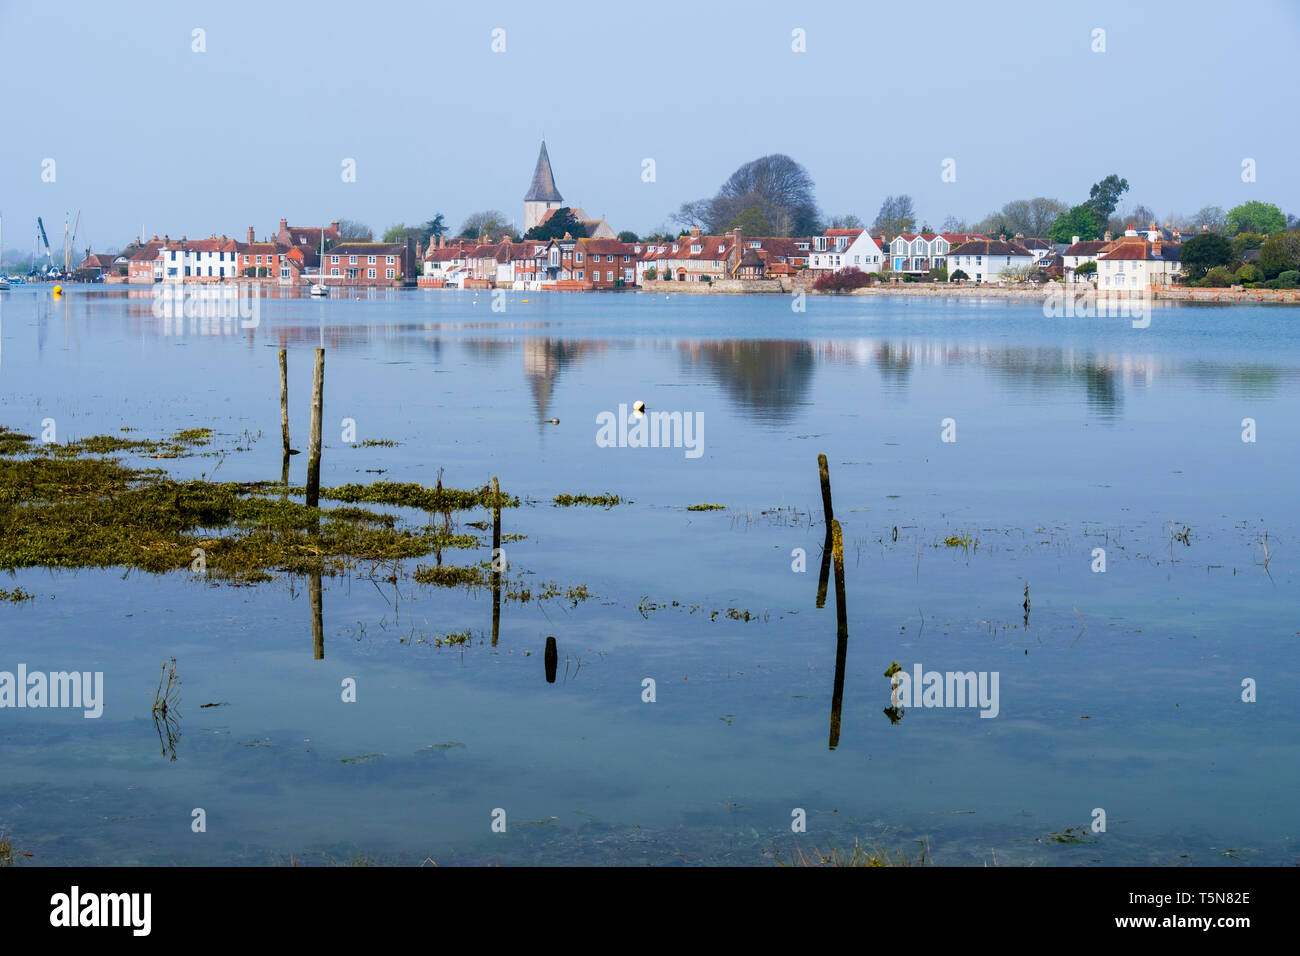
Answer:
2, 0, 1297, 253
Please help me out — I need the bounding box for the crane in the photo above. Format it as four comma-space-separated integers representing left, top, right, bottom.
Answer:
34, 217, 54, 277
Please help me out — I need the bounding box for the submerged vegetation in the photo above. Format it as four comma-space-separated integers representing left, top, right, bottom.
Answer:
0, 425, 501, 583
687, 503, 726, 512
553, 493, 622, 508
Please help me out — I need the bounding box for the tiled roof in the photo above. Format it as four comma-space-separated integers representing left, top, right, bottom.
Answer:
326, 242, 407, 257
948, 239, 1035, 257
1064, 240, 1108, 256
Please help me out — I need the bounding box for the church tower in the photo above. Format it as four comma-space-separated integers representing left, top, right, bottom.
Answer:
524, 141, 563, 232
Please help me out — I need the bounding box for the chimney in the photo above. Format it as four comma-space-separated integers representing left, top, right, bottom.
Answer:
1147, 222, 1159, 242
1071, 235, 1080, 246
279, 218, 288, 234
1201, 223, 1209, 233
1103, 230, 1113, 241
247, 226, 255, 243
1152, 239, 1162, 256
690, 226, 701, 240
329, 220, 340, 234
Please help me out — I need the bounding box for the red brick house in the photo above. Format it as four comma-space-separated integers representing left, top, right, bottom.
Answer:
321, 241, 416, 286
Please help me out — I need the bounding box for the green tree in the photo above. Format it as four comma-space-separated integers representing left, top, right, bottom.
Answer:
1258, 230, 1300, 279
1048, 206, 1104, 244
1074, 260, 1097, 277
523, 208, 587, 242
1180, 233, 1233, 281
725, 205, 775, 236
1083, 174, 1129, 220
1230, 232, 1266, 259
425, 214, 446, 242
1226, 201, 1285, 236
617, 230, 639, 243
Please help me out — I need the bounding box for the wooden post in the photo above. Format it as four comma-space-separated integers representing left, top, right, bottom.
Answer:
544, 636, 558, 683
828, 518, 848, 749
816, 454, 834, 608
305, 348, 324, 507
491, 477, 501, 646
310, 570, 323, 660
818, 453, 834, 525
279, 348, 290, 476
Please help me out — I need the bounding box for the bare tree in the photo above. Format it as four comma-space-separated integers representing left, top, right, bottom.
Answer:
458, 210, 517, 240
336, 219, 373, 241
872, 195, 917, 237
670, 199, 712, 231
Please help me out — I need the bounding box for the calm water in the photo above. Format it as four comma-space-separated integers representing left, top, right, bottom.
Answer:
1, 286, 1297, 865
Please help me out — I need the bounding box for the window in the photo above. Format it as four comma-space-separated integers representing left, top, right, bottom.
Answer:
976, 256, 983, 266
691, 244, 702, 254
607, 271, 613, 282
386, 256, 394, 264
577, 271, 584, 280
331, 268, 340, 276
349, 256, 357, 265
255, 255, 262, 264
367, 268, 376, 279
577, 253, 585, 263
331, 255, 339, 264
386, 268, 395, 279
623, 255, 629, 262
367, 255, 376, 265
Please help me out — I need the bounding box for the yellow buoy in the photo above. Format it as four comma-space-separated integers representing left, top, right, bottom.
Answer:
53, 285, 63, 296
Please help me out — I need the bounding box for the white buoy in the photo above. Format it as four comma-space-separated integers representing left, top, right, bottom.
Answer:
632, 400, 646, 419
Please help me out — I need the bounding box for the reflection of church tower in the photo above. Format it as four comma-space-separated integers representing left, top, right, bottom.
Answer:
524, 142, 563, 233
523, 339, 598, 426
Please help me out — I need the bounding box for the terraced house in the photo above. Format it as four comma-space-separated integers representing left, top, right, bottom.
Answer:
323, 241, 416, 286
886, 232, 985, 276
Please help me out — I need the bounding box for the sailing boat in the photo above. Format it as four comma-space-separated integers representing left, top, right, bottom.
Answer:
310, 226, 328, 297
0, 215, 9, 290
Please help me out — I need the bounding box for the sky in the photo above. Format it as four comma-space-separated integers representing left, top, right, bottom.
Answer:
1, 0, 1298, 255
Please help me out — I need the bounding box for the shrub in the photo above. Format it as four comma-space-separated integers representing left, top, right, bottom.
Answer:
950, 269, 969, 282
1205, 266, 1234, 287
1277, 270, 1300, 289
1235, 264, 1260, 284
813, 267, 872, 292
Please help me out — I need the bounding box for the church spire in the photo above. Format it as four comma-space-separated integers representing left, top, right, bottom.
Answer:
524, 141, 563, 203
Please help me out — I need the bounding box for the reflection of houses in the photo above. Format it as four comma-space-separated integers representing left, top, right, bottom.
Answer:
677, 340, 815, 423
522, 338, 598, 422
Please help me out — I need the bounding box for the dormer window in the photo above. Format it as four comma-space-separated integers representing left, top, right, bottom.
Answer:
691, 244, 702, 254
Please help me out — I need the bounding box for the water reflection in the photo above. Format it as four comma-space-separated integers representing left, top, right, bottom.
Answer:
679, 341, 815, 424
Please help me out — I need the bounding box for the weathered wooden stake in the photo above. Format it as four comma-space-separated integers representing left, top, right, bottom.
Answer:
818, 453, 834, 525
828, 518, 849, 749
279, 348, 290, 478
491, 477, 502, 645
305, 348, 324, 507
816, 454, 835, 608
310, 570, 324, 660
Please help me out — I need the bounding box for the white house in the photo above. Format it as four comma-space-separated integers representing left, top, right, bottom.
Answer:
807, 228, 884, 273
161, 237, 241, 282
1096, 229, 1183, 288
946, 239, 1036, 283
1062, 237, 1108, 283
